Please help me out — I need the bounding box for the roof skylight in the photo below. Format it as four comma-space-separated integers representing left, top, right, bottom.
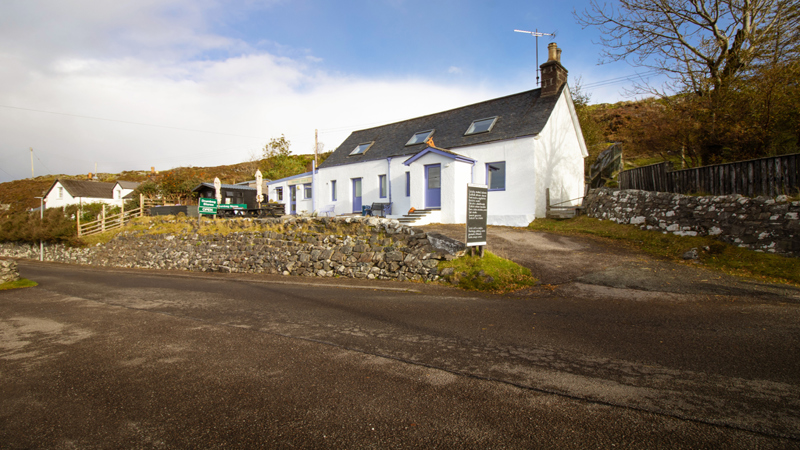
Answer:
349, 142, 374, 156
465, 117, 498, 135
405, 130, 434, 146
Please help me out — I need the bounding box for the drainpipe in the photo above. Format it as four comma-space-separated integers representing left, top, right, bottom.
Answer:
470, 161, 476, 184
387, 157, 392, 207
312, 160, 316, 214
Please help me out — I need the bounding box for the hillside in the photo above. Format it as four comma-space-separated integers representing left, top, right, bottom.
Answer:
0, 156, 318, 214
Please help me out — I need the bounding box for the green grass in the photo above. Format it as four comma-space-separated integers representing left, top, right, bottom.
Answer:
438, 251, 537, 293
528, 216, 800, 285
0, 278, 38, 290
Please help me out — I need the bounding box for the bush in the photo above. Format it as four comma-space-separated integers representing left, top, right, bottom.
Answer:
0, 209, 79, 245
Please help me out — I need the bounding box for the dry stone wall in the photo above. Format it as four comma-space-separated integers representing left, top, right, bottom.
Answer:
0, 216, 460, 281
0, 258, 19, 284
583, 188, 800, 257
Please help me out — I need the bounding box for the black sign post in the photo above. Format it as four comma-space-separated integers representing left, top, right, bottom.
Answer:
466, 184, 488, 257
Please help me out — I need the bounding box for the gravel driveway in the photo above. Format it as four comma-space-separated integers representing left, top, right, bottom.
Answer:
421, 223, 800, 302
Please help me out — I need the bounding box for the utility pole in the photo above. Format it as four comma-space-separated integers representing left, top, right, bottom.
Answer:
314, 129, 319, 167
30, 147, 34, 179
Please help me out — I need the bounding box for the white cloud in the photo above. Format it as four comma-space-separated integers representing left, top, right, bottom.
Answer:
0, 1, 505, 182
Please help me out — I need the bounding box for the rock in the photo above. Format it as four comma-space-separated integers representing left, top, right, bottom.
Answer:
682, 248, 699, 260
427, 232, 466, 256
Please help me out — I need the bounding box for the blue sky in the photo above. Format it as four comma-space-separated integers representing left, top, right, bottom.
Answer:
0, 0, 663, 184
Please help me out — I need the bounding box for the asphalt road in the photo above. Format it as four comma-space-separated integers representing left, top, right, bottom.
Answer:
2, 261, 799, 448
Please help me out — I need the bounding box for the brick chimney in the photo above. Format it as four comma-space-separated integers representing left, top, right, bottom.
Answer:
540, 42, 568, 97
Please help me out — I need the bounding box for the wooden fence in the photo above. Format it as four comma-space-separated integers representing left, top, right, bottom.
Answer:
77, 194, 165, 237
619, 153, 800, 197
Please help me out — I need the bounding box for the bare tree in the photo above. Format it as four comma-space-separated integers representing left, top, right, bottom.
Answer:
576, 0, 799, 164
575, 0, 798, 97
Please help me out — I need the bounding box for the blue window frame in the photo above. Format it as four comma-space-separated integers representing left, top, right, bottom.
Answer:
379, 174, 387, 198
331, 180, 337, 201
405, 172, 410, 197
487, 161, 506, 191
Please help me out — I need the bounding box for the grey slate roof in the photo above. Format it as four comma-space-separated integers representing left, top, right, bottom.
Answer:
50, 179, 115, 199
116, 180, 140, 190
319, 86, 562, 169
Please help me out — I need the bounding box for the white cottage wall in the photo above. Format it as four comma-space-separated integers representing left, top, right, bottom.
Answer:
318, 159, 389, 216
456, 137, 538, 226
44, 182, 74, 209
533, 86, 587, 218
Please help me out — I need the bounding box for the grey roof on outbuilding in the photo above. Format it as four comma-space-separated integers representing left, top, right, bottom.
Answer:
319, 86, 563, 169
192, 182, 257, 192
115, 180, 141, 190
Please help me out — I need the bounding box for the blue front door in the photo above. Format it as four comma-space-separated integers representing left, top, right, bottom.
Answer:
352, 178, 362, 213
290, 185, 297, 214
425, 164, 441, 209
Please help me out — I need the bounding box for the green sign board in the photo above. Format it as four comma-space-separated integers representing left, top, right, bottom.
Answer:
199, 198, 218, 215
217, 204, 247, 210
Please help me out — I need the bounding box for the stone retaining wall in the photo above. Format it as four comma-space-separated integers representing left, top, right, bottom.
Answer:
0, 258, 19, 284
583, 188, 800, 257
0, 216, 461, 281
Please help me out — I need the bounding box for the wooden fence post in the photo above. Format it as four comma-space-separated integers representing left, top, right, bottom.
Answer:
77, 214, 81, 237
101, 205, 105, 232
121, 199, 125, 227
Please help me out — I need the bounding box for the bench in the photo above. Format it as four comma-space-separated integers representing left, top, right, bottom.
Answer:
318, 204, 336, 217
370, 202, 392, 218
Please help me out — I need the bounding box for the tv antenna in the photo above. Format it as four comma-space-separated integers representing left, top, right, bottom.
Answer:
514, 29, 556, 86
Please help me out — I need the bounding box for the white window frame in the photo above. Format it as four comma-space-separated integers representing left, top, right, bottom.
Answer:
465, 117, 498, 135
350, 142, 374, 156
405, 130, 434, 146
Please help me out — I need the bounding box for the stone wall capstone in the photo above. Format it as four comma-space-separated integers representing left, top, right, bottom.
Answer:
0, 258, 19, 284
583, 188, 800, 257
0, 216, 458, 281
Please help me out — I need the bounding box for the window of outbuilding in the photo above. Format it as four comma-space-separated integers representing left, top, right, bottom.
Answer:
350, 142, 374, 155
405, 130, 434, 146
276, 187, 283, 201
465, 117, 498, 135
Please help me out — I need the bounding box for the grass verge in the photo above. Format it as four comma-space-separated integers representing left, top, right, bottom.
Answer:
438, 251, 537, 293
528, 216, 800, 285
0, 278, 38, 290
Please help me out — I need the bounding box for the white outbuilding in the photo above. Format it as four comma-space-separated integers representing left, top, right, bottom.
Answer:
43, 179, 140, 210
316, 43, 587, 226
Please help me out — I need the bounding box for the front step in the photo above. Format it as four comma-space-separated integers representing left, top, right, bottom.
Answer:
398, 209, 434, 225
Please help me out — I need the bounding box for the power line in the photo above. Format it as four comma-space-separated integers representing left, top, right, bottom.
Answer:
581, 71, 661, 90
32, 149, 55, 175
0, 104, 269, 140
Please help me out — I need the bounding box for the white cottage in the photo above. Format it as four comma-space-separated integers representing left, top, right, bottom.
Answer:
265, 171, 314, 215
316, 43, 587, 226
43, 179, 140, 209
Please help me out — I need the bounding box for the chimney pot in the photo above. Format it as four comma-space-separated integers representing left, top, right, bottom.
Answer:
547, 43, 558, 62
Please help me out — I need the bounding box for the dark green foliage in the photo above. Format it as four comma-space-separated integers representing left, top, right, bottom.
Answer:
0, 209, 79, 245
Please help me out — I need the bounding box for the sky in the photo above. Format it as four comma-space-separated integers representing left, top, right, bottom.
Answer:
0, 0, 665, 184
